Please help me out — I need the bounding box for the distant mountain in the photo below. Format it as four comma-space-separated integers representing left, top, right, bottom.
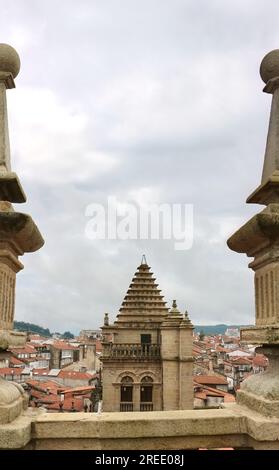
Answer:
14, 321, 76, 340
194, 324, 250, 335
14, 321, 249, 339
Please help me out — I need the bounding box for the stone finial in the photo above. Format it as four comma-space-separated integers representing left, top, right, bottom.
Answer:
247, 49, 279, 204
141, 254, 147, 265
0, 43, 20, 82
184, 310, 191, 323
104, 313, 109, 326
260, 49, 279, 85
0, 43, 26, 202
170, 299, 181, 315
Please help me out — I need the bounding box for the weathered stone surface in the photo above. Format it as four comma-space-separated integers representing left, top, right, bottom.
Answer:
32, 407, 246, 440
102, 262, 193, 412
0, 43, 44, 439
0, 329, 26, 349
237, 389, 279, 418
0, 415, 31, 449
237, 345, 279, 417
241, 325, 279, 344
0, 212, 44, 253
17, 404, 279, 450
227, 204, 279, 256
0, 44, 20, 79
0, 46, 25, 203
0, 377, 28, 424
228, 48, 279, 420
247, 172, 279, 204
0, 172, 26, 203
247, 51, 279, 201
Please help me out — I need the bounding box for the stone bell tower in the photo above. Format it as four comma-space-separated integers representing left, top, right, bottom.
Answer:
101, 257, 193, 412
0, 44, 44, 437
228, 49, 279, 417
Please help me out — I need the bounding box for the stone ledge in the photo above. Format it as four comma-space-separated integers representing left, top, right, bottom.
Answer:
32, 407, 246, 440
26, 404, 279, 450
26, 434, 249, 451
1, 404, 279, 450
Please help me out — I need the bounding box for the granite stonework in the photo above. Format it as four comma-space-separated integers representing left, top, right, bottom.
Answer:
228, 49, 279, 418
0, 43, 44, 447
101, 259, 194, 412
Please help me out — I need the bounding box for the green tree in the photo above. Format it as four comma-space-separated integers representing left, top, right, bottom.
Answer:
199, 329, 205, 341
14, 321, 51, 337
62, 331, 75, 339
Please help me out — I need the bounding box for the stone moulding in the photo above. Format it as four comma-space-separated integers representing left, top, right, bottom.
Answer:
0, 329, 26, 349
247, 171, 279, 205
0, 211, 44, 253
227, 204, 279, 256
241, 325, 279, 344
0, 172, 26, 203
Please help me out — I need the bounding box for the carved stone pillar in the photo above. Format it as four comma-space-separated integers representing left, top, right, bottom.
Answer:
228, 49, 279, 417
0, 43, 44, 447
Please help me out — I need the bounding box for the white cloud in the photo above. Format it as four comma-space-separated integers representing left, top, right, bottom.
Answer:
8, 87, 119, 183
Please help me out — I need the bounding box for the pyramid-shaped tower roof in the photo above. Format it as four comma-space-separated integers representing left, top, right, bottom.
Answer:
115, 257, 169, 324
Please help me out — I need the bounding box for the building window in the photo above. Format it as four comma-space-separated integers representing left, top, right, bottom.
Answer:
141, 334, 151, 355
141, 334, 151, 344
140, 376, 153, 411
120, 376, 133, 403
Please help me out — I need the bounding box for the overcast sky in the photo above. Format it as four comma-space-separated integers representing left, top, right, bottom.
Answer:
0, 0, 278, 333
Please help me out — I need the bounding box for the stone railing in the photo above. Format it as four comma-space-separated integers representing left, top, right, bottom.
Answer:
140, 402, 153, 411
120, 402, 134, 412
3, 403, 278, 450
102, 343, 161, 360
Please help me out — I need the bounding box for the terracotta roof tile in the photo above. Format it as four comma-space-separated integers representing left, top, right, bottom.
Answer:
9, 357, 25, 366
58, 370, 95, 380
0, 367, 22, 375
194, 375, 228, 385
52, 342, 77, 350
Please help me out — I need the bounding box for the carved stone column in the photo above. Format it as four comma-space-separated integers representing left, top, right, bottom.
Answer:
0, 43, 44, 446
228, 49, 279, 417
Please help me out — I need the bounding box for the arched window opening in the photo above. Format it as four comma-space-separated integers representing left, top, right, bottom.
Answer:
120, 376, 133, 411
140, 376, 153, 411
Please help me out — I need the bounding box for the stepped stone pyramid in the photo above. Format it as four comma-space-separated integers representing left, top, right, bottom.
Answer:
116, 257, 169, 324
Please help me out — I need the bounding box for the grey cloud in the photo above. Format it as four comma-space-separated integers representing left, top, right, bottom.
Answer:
0, 0, 276, 332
